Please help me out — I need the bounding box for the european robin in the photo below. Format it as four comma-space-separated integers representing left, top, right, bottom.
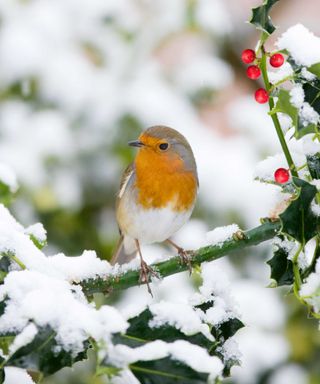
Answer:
111, 125, 198, 294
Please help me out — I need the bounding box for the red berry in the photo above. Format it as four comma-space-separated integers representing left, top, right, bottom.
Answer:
246, 65, 261, 80
270, 53, 285, 67
241, 49, 256, 64
274, 168, 290, 184
254, 88, 269, 104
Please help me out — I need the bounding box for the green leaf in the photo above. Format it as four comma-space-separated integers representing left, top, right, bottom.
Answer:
270, 89, 298, 127
6, 326, 89, 376
279, 178, 319, 243
267, 241, 294, 286
0, 183, 12, 206
109, 299, 243, 383
96, 366, 121, 378
303, 80, 320, 114
0, 334, 15, 356
29, 235, 47, 250
113, 308, 212, 350
307, 153, 320, 179
308, 63, 320, 78
216, 318, 244, 340
249, 0, 280, 35
0, 369, 4, 384
130, 357, 208, 384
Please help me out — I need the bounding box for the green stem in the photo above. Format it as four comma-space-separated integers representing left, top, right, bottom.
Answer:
260, 46, 298, 177
292, 243, 303, 292
80, 221, 281, 295
269, 75, 295, 91
2, 252, 26, 270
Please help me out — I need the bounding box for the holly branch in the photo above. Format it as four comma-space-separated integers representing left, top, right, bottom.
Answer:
80, 220, 280, 295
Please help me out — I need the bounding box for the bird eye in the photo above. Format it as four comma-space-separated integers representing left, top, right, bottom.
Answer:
159, 143, 169, 151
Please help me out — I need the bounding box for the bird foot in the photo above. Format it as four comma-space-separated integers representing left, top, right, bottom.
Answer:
139, 260, 159, 296
177, 247, 193, 274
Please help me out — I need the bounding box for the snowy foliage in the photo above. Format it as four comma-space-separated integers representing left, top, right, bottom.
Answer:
0, 0, 319, 383
0, 169, 242, 382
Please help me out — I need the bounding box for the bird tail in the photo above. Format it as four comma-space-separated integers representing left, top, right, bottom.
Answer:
110, 235, 137, 265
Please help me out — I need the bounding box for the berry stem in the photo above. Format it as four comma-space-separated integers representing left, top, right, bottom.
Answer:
269, 74, 295, 92
260, 46, 298, 177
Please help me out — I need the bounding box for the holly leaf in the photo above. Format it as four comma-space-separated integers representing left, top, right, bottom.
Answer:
307, 153, 320, 179
0, 182, 12, 206
249, 0, 280, 36
216, 318, 244, 340
106, 298, 243, 383
118, 308, 212, 348
279, 178, 319, 243
267, 241, 294, 286
270, 89, 298, 128
270, 89, 315, 138
130, 358, 208, 384
0, 369, 4, 384
5, 326, 89, 376
303, 80, 320, 114
308, 63, 320, 78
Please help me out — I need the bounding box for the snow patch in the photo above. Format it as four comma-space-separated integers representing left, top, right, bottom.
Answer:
0, 163, 18, 193
206, 224, 240, 246
277, 24, 320, 66
4, 367, 35, 384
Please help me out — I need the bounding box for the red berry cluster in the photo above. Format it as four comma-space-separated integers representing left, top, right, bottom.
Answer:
241, 49, 285, 104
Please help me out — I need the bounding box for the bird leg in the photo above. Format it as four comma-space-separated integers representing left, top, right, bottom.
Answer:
135, 239, 159, 296
166, 239, 193, 273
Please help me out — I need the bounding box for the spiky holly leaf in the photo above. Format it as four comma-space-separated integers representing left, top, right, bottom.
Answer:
271, 89, 298, 126
249, 0, 280, 36
270, 89, 315, 138
115, 308, 212, 349
307, 153, 320, 179
217, 318, 244, 340
267, 241, 294, 286
280, 178, 318, 243
4, 326, 89, 376
105, 298, 243, 383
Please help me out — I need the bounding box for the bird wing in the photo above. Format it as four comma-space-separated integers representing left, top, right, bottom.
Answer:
116, 163, 135, 210
111, 163, 137, 265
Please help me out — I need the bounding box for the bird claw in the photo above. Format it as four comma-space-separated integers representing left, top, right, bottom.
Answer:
139, 260, 159, 296
177, 248, 193, 274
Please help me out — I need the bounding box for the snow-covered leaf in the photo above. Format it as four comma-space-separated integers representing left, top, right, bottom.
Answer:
130, 357, 208, 384
4, 326, 88, 376
106, 295, 243, 383
303, 80, 320, 115
267, 240, 294, 286
307, 153, 320, 179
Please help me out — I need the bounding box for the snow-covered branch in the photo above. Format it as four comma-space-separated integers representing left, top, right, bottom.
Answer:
80, 221, 281, 295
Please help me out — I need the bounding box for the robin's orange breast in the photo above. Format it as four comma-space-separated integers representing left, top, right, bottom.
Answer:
134, 148, 197, 211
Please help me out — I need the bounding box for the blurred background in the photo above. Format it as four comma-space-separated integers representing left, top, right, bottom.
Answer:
0, 0, 320, 383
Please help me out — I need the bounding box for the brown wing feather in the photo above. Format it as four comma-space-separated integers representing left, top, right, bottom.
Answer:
111, 163, 137, 265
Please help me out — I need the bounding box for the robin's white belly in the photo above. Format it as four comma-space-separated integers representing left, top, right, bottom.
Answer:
117, 197, 194, 253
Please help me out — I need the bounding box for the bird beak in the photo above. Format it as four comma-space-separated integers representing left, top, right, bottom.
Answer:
128, 140, 144, 148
